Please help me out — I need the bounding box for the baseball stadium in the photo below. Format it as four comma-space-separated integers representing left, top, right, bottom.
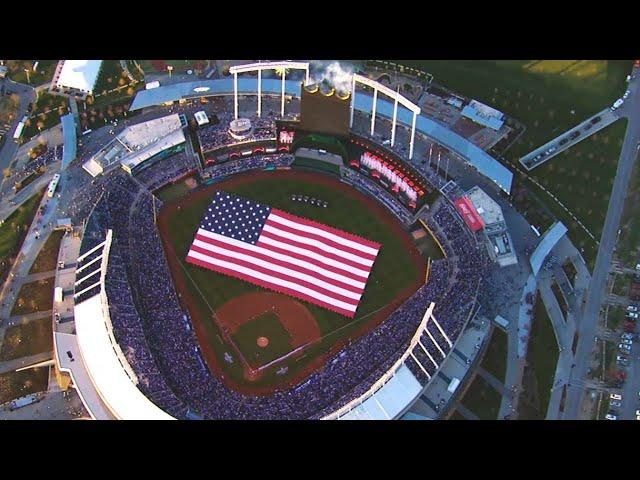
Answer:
41, 60, 516, 420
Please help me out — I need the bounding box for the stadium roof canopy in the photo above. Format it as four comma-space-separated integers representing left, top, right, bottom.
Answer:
130, 78, 303, 111
530, 221, 568, 275
337, 365, 422, 420
75, 294, 174, 420
129, 78, 514, 194
61, 113, 77, 170
55, 60, 103, 94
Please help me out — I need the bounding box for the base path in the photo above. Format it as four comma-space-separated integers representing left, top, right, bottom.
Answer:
215, 291, 320, 372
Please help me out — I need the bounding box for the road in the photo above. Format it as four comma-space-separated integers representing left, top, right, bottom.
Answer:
564, 63, 640, 419
0, 78, 36, 174
520, 107, 620, 170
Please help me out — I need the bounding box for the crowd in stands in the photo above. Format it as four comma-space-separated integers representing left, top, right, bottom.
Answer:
205, 154, 293, 179
341, 168, 413, 224
73, 166, 487, 419
135, 151, 199, 191
198, 115, 276, 152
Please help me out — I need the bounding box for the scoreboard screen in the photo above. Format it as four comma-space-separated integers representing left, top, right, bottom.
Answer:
299, 84, 350, 138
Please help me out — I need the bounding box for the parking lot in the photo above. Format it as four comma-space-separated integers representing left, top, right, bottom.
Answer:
605, 266, 640, 420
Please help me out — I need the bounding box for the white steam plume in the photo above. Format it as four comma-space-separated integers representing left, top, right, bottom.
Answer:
308, 61, 355, 94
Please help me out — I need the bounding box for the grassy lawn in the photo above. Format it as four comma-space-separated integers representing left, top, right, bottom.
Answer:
612, 275, 629, 297
447, 409, 467, 420
22, 91, 69, 141
0, 367, 49, 405
161, 172, 421, 387
480, 327, 508, 383
29, 230, 64, 274
5, 60, 57, 86
551, 282, 569, 319
0, 317, 53, 361
616, 154, 640, 265
10, 277, 55, 316
460, 375, 502, 420
0, 191, 43, 282
562, 261, 578, 286
0, 94, 19, 124
518, 296, 559, 419
399, 60, 631, 266
607, 305, 626, 331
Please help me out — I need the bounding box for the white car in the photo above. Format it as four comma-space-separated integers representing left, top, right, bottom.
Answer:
610, 400, 622, 408
619, 343, 632, 352
610, 393, 623, 401
628, 305, 639, 312
621, 333, 634, 340
627, 312, 639, 319
621, 338, 633, 346
605, 414, 618, 420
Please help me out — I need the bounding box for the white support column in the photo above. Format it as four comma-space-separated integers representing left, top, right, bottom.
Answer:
349, 75, 356, 128
437, 150, 442, 175
305, 67, 309, 86
233, 72, 238, 120
409, 111, 417, 160
257, 68, 262, 118
370, 88, 378, 136
281, 70, 285, 117
390, 95, 399, 147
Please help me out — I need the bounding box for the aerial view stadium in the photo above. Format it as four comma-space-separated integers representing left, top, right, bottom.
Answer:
0, 58, 639, 420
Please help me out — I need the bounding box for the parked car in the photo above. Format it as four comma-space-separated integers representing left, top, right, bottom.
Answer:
627, 312, 639, 319
610, 400, 622, 408
605, 413, 618, 420
621, 338, 633, 346
619, 343, 632, 352
621, 333, 635, 340
610, 393, 623, 401
627, 305, 638, 313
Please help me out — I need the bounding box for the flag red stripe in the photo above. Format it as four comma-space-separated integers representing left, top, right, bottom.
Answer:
264, 218, 378, 262
185, 255, 357, 318
258, 229, 374, 273
188, 244, 361, 306
192, 235, 365, 294
271, 208, 381, 250
250, 234, 370, 281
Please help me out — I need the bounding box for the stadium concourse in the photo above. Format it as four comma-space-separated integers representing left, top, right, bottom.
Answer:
47, 71, 501, 420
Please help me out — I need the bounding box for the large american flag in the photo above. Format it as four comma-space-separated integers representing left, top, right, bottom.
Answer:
185, 191, 381, 318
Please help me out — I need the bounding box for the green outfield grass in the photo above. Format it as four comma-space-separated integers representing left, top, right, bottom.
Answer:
161, 172, 422, 387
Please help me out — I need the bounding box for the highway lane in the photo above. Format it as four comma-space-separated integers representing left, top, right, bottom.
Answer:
564, 63, 640, 419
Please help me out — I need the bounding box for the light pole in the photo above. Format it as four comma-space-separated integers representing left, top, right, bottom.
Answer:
24, 68, 30, 84
167, 65, 173, 78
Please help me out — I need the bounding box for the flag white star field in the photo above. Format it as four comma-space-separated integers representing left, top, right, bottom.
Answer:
185, 191, 381, 318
